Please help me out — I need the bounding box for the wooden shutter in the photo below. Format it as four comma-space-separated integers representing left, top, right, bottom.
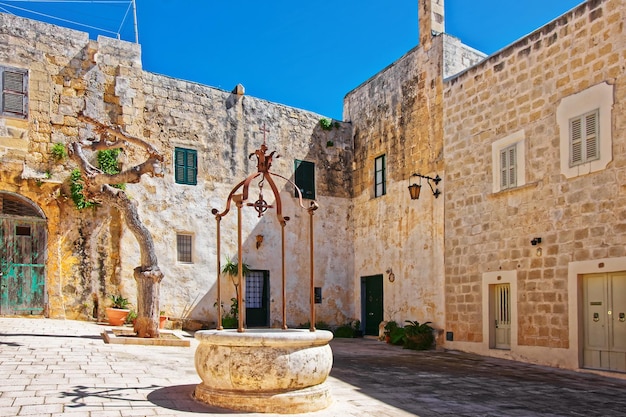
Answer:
174, 148, 197, 185
500, 145, 516, 190
585, 111, 599, 161
570, 110, 599, 166
2, 69, 27, 117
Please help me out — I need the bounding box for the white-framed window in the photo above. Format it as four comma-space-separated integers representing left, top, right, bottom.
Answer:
557, 82, 613, 178
569, 109, 599, 167
375, 154, 386, 198
492, 130, 525, 193
176, 233, 193, 263
1, 66, 28, 118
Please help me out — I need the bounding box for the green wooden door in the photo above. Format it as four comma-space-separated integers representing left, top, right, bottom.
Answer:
0, 194, 46, 316
362, 274, 383, 336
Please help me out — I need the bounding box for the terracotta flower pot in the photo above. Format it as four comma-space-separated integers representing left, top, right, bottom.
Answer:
106, 308, 130, 326
159, 315, 167, 329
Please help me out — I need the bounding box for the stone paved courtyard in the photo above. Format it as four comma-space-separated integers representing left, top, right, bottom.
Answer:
1, 318, 626, 416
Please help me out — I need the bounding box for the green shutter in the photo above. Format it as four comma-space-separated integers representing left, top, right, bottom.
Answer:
174, 148, 197, 185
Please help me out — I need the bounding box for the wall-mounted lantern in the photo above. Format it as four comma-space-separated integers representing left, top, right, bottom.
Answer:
408, 173, 441, 200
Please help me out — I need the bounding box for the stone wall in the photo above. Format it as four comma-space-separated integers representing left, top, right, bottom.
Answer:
442, 0, 626, 366
344, 31, 446, 329
0, 12, 355, 326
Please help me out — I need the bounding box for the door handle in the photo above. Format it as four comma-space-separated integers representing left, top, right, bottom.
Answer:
620, 312, 625, 322
368, 313, 374, 316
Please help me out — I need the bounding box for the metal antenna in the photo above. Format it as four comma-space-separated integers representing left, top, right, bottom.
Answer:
131, 0, 138, 43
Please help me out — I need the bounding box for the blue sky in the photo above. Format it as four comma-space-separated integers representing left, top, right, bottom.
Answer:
1, 0, 583, 120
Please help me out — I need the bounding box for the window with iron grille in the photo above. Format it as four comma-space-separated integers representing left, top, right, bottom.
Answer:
1, 66, 28, 118
176, 234, 193, 263
174, 147, 197, 185
294, 160, 315, 199
375, 154, 386, 197
569, 109, 599, 167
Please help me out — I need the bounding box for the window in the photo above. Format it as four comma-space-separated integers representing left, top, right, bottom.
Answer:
557, 82, 613, 179
500, 145, 517, 190
492, 130, 525, 193
176, 234, 192, 263
375, 154, 386, 197
294, 160, 315, 199
569, 109, 599, 167
174, 147, 197, 185
1, 66, 28, 118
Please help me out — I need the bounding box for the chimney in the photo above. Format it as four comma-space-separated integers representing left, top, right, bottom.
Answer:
419, 0, 445, 49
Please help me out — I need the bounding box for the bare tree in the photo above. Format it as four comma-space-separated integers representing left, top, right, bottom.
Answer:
68, 114, 164, 338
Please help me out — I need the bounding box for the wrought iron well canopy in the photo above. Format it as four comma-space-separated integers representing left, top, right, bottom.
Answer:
211, 129, 319, 332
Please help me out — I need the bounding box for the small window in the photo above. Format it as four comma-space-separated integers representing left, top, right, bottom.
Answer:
1, 67, 28, 118
176, 234, 193, 263
15, 226, 31, 237
569, 109, 599, 167
375, 155, 386, 197
294, 160, 315, 199
500, 144, 517, 190
174, 147, 197, 185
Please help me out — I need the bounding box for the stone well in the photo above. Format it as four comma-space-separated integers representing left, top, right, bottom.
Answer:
193, 328, 333, 413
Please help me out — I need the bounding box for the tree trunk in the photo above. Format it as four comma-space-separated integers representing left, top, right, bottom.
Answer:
69, 114, 165, 338
134, 267, 163, 338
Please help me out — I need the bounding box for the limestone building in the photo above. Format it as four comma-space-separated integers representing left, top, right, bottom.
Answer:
1, 0, 625, 375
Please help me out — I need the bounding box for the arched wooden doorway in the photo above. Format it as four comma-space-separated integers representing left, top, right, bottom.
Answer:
0, 192, 46, 315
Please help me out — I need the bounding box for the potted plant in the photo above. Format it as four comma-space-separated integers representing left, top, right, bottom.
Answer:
106, 295, 130, 326
403, 320, 435, 350
383, 320, 398, 344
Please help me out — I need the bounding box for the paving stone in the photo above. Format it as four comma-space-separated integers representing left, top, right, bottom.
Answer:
2, 318, 626, 416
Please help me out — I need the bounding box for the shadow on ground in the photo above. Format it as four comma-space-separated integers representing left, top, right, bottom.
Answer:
147, 384, 237, 414
329, 338, 626, 417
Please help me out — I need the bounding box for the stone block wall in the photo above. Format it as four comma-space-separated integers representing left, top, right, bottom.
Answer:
343, 36, 446, 328
0, 12, 355, 326
443, 0, 626, 357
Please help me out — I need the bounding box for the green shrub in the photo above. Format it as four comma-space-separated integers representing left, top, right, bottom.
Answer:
403, 320, 435, 350
69, 169, 95, 210
50, 143, 67, 160
333, 325, 355, 338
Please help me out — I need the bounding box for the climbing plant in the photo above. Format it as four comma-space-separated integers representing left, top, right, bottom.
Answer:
70, 149, 126, 209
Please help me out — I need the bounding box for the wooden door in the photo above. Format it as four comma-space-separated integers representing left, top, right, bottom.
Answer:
0, 218, 46, 315
362, 275, 383, 336
493, 283, 511, 349
583, 273, 626, 372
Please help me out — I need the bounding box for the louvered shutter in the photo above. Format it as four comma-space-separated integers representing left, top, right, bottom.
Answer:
186, 150, 197, 185
500, 149, 508, 189
174, 148, 197, 185
2, 69, 27, 117
508, 146, 516, 187
570, 110, 599, 166
585, 111, 599, 161
570, 117, 583, 165
500, 145, 516, 190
